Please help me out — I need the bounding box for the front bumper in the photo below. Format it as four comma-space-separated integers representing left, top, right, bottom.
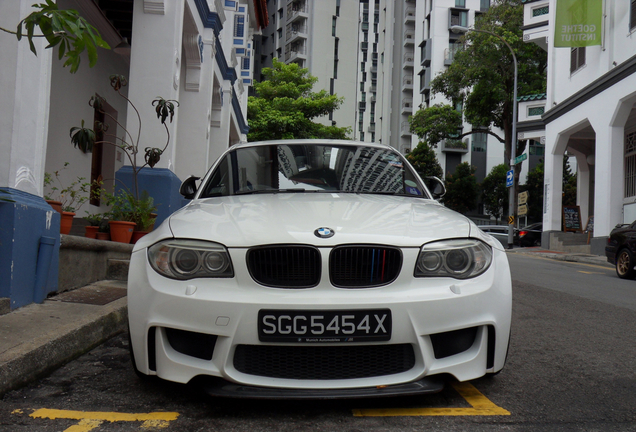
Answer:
128, 246, 512, 392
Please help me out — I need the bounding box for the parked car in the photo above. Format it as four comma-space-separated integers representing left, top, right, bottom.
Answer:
128, 140, 512, 398
517, 223, 542, 247
606, 221, 636, 279
477, 225, 514, 248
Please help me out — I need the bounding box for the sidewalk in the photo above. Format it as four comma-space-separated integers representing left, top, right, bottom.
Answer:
505, 246, 612, 268
0, 249, 613, 397
0, 280, 128, 397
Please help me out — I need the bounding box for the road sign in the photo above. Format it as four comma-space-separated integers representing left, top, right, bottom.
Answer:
506, 169, 514, 188
518, 204, 528, 216
518, 191, 529, 205
514, 153, 528, 165
508, 215, 515, 225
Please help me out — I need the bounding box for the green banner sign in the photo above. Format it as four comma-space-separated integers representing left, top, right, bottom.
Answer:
554, 0, 602, 47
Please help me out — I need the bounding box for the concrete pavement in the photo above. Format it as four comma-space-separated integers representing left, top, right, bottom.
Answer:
0, 248, 615, 397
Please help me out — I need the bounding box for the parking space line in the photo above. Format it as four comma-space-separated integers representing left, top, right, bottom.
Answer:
29, 409, 179, 431
352, 382, 510, 417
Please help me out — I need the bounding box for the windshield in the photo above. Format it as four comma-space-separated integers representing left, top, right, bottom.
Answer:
199, 144, 428, 198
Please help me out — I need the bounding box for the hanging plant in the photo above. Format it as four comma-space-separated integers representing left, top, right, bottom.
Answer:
70, 120, 95, 153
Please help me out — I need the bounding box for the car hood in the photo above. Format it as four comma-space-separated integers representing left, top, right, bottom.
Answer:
165, 193, 474, 248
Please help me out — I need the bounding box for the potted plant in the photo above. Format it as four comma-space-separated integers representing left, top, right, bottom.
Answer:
83, 212, 103, 239
99, 189, 137, 243
128, 191, 157, 244
95, 217, 110, 241
43, 163, 90, 234
69, 75, 177, 232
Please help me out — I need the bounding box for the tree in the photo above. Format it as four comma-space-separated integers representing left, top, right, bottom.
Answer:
247, 59, 351, 141
523, 160, 544, 222
406, 142, 443, 179
0, 1, 109, 73
562, 157, 577, 207
410, 0, 546, 197
482, 164, 509, 222
409, 104, 462, 148
443, 162, 478, 214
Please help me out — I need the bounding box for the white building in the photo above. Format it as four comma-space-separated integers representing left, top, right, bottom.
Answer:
0, 0, 267, 309
522, 0, 636, 254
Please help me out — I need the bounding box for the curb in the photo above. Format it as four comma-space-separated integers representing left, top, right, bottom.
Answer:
0, 297, 127, 398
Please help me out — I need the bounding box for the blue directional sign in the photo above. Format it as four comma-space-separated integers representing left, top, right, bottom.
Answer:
506, 169, 514, 188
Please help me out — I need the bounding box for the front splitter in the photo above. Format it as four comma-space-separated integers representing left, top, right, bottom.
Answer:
198, 376, 445, 400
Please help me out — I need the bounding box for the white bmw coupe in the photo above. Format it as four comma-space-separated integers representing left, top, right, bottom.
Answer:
128, 140, 512, 398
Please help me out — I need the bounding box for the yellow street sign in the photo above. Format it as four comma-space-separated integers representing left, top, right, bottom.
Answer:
518, 204, 528, 216
508, 215, 515, 225
518, 191, 528, 205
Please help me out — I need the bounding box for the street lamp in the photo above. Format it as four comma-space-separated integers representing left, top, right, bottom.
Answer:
450, 25, 518, 249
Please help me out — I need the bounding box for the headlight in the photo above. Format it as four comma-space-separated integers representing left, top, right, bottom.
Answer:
415, 239, 492, 279
148, 239, 233, 280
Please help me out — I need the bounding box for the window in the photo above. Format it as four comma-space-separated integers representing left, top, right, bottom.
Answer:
242, 57, 250, 70
234, 15, 245, 38
455, 0, 465, 7
480, 0, 490, 11
472, 133, 487, 153
528, 106, 545, 116
332, 16, 337, 36
336, 0, 340, 16
631, 0, 636, 31
225, 0, 236, 8
333, 60, 338, 79
334, 38, 339, 59
570, 47, 586, 73
529, 140, 545, 156
450, 9, 468, 28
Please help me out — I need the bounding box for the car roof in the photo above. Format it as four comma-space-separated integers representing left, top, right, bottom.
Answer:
229, 139, 395, 151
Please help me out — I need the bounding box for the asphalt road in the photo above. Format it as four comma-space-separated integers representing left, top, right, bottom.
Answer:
1, 253, 635, 431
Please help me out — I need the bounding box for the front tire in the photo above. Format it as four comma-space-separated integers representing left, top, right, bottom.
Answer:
616, 248, 636, 279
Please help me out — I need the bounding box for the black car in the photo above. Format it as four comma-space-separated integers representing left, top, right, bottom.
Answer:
517, 223, 542, 247
606, 221, 636, 279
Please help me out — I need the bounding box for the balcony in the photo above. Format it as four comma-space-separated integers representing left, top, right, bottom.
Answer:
359, 101, 366, 111
403, 30, 415, 46
401, 120, 412, 137
286, 25, 307, 44
368, 124, 376, 133
403, 52, 414, 69
361, 41, 369, 51
402, 75, 414, 91
522, 1, 549, 51
404, 6, 415, 23
287, 2, 308, 23
401, 98, 413, 114
419, 68, 431, 93
285, 44, 307, 63
442, 138, 469, 153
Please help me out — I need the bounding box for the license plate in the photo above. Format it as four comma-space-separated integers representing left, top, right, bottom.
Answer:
258, 309, 392, 343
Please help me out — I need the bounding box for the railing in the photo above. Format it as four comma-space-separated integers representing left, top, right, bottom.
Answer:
403, 31, 415, 44
401, 121, 412, 136
287, 2, 308, 21
404, 7, 416, 21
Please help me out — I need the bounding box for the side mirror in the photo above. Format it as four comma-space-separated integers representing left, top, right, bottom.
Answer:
425, 176, 446, 199
179, 176, 200, 199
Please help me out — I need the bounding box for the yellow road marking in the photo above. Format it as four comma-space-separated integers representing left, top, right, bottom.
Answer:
578, 271, 603, 274
29, 409, 179, 431
352, 381, 510, 417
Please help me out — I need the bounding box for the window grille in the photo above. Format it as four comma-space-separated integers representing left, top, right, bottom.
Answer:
625, 131, 636, 198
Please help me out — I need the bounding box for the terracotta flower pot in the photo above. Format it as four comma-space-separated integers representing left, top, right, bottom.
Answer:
85, 225, 99, 239
109, 220, 136, 243
46, 200, 63, 214
130, 231, 149, 244
96, 232, 110, 241
60, 211, 75, 235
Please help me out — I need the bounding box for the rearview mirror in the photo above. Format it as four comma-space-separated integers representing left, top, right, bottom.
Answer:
179, 176, 200, 199
425, 176, 446, 199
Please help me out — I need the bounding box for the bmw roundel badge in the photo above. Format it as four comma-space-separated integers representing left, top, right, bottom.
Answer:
314, 227, 335, 239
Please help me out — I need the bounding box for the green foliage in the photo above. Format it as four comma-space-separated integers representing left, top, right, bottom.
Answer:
562, 157, 577, 207
523, 160, 544, 221
481, 164, 510, 222
7, 0, 110, 73
83, 212, 104, 227
69, 120, 95, 153
443, 162, 478, 214
98, 189, 156, 229
43, 162, 90, 212
247, 59, 351, 141
430, 0, 546, 164
406, 142, 443, 179
409, 104, 463, 147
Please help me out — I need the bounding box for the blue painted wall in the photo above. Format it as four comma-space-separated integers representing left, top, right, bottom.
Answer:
0, 189, 60, 309
114, 166, 185, 227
